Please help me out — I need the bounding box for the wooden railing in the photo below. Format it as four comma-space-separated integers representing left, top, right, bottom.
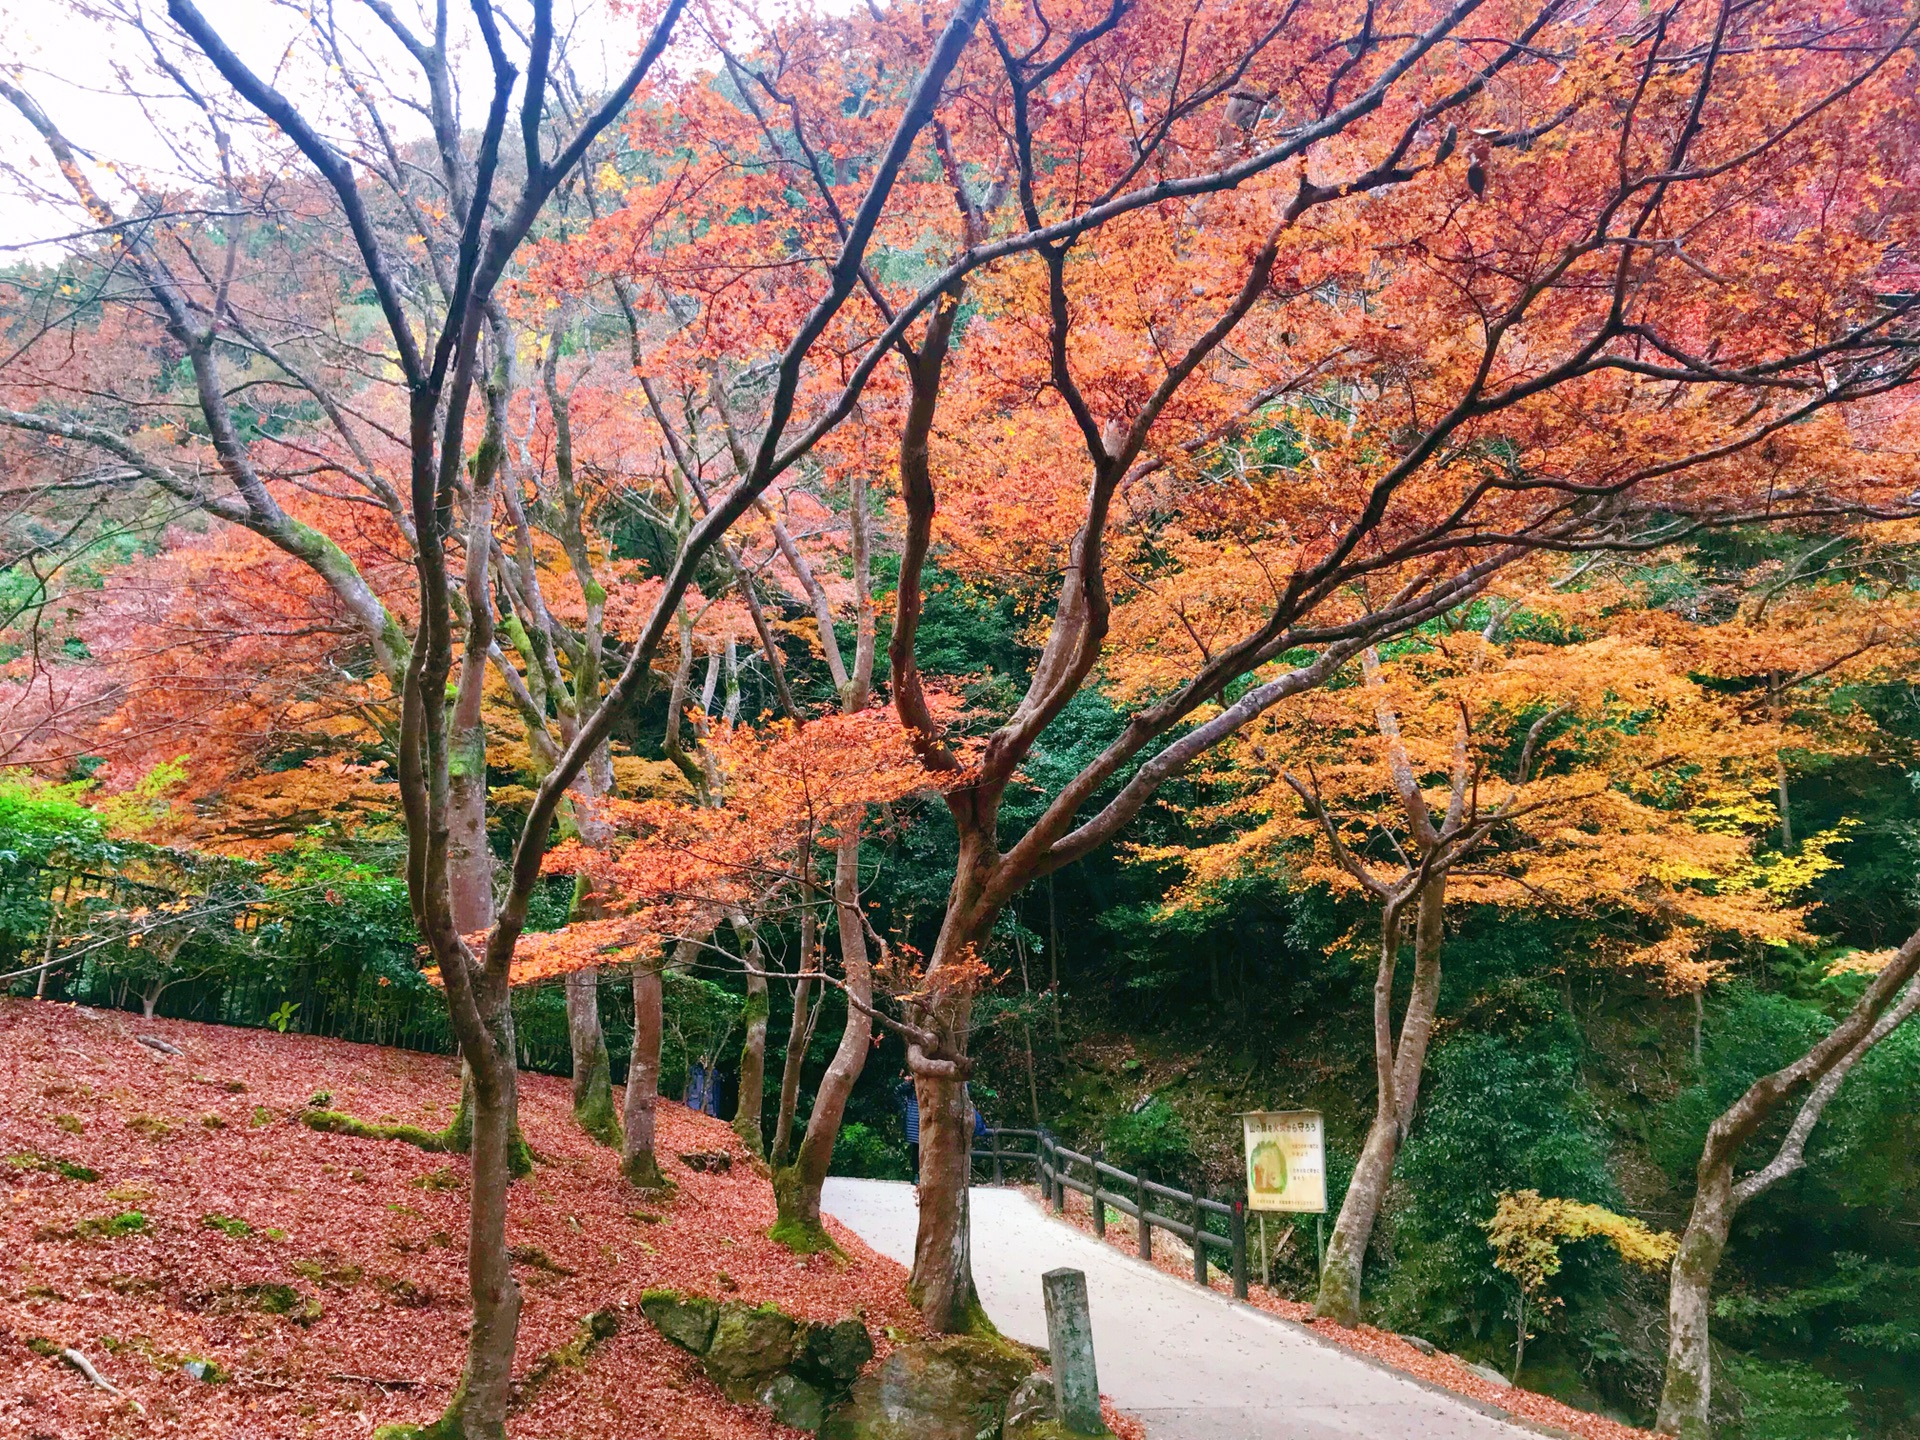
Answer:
972, 1126, 1251, 1301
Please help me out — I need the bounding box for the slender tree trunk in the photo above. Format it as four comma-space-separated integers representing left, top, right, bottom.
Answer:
559, 760, 621, 1144
142, 982, 161, 1021
1772, 678, 1794, 852
774, 837, 873, 1249
34, 910, 57, 1000
449, 984, 524, 1440
622, 959, 666, 1188
771, 894, 819, 1166
1047, 875, 1062, 1047
447, 719, 494, 936
1316, 877, 1446, 1326
1512, 1291, 1529, 1381
730, 913, 769, 1157
1658, 1167, 1733, 1440
1656, 933, 1920, 1437
566, 968, 619, 1146
1775, 750, 1794, 852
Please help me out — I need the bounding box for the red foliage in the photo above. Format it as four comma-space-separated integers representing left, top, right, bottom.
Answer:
0, 1000, 921, 1438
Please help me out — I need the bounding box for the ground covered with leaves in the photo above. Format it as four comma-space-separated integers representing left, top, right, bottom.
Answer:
0, 1000, 921, 1438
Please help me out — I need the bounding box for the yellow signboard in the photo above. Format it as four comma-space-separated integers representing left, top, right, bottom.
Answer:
1241, 1110, 1325, 1213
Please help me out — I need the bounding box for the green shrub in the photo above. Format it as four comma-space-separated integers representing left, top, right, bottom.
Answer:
1722, 1354, 1859, 1440
1101, 1097, 1194, 1179
827, 1122, 910, 1181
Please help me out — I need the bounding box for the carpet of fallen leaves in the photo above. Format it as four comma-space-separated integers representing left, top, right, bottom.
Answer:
1036, 1184, 1659, 1440
0, 999, 926, 1439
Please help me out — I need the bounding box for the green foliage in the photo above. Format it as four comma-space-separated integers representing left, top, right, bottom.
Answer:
1653, 987, 1831, 1182
0, 774, 116, 966
1722, 1355, 1860, 1440
1101, 1098, 1194, 1178
1377, 1021, 1617, 1355
826, 1121, 910, 1181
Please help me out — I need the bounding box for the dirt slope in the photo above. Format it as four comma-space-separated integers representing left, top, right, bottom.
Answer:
0, 999, 921, 1439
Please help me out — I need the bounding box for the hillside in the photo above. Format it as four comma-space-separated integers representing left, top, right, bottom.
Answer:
0, 1000, 919, 1438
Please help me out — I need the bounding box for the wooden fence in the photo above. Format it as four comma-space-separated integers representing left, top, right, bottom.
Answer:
972, 1126, 1252, 1301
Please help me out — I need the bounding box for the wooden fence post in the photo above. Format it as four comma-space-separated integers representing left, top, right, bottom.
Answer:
993, 1130, 1004, 1187
1090, 1147, 1105, 1238
1053, 1143, 1067, 1215
1231, 1198, 1248, 1301
1136, 1168, 1152, 1261
1192, 1183, 1208, 1286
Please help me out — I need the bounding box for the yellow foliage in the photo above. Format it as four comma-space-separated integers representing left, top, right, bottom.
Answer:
1486, 1189, 1678, 1317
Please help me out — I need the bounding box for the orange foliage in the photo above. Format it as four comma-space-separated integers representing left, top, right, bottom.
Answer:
511, 705, 962, 983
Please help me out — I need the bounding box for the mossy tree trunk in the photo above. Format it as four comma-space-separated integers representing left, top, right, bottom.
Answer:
771, 890, 820, 1167
773, 836, 871, 1250
1316, 877, 1445, 1327
1656, 939, 1920, 1438
567, 968, 620, 1147
731, 913, 769, 1157
622, 957, 667, 1188
909, 1047, 983, 1334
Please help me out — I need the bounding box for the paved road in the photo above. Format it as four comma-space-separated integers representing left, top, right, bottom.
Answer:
822, 1178, 1541, 1440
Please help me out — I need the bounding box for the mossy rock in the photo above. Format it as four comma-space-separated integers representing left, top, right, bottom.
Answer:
792, 1316, 875, 1395
1001, 1372, 1112, 1439
702, 1301, 799, 1400
764, 1372, 829, 1432
819, 1336, 1034, 1440
640, 1289, 719, 1354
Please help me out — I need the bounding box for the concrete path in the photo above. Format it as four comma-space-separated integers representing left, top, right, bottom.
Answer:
822, 1178, 1542, 1440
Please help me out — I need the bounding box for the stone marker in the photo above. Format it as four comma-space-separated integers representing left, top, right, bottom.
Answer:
1042, 1267, 1103, 1434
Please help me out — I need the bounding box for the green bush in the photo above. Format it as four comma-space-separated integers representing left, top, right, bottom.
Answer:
827, 1122, 910, 1181
1101, 1097, 1195, 1179
1722, 1354, 1859, 1440
1377, 1025, 1617, 1356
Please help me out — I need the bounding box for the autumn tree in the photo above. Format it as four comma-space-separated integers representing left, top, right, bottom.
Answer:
860, 0, 1920, 1331
1152, 596, 1834, 1325
0, 0, 1014, 1426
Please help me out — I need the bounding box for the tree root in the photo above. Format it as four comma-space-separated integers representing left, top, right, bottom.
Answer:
298, 1108, 533, 1179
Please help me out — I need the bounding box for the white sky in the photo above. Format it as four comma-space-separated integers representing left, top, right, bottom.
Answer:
0, 1, 646, 254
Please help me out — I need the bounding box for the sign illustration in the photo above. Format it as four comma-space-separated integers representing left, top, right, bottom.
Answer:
1241, 1110, 1326, 1213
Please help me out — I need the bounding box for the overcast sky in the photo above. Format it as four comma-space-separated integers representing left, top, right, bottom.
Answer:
0, 1, 647, 255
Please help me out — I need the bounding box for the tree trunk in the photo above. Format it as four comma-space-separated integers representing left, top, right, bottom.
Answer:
34, 910, 58, 1000
908, 821, 998, 1335
774, 837, 872, 1250
731, 914, 769, 1157
1316, 877, 1445, 1326
567, 968, 619, 1146
771, 893, 819, 1166
1657, 1167, 1733, 1440
447, 719, 495, 936
1655, 930, 1920, 1438
622, 959, 666, 1188
446, 988, 524, 1440
910, 1055, 981, 1333
142, 980, 161, 1021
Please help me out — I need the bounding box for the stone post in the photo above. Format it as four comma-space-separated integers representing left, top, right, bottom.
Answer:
1042, 1267, 1103, 1435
